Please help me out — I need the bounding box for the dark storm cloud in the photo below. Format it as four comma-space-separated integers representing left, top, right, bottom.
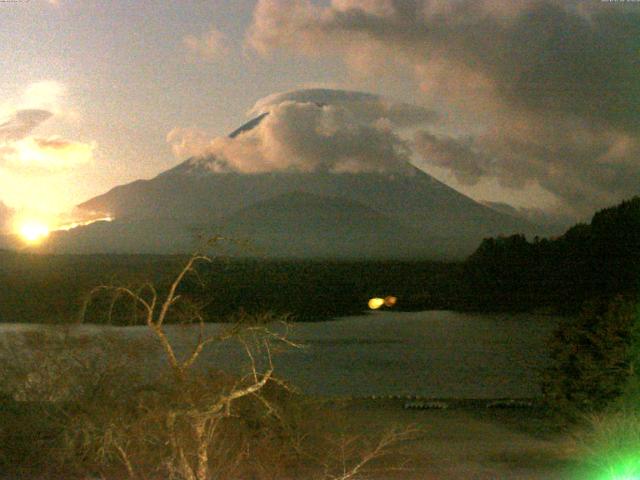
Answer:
252, 1, 640, 131
471, 2, 640, 133
249, 0, 640, 215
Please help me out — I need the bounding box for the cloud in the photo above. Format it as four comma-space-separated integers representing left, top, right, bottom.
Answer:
169, 89, 425, 174
0, 110, 53, 142
415, 116, 640, 215
414, 131, 490, 186
247, 0, 640, 215
0, 110, 94, 171
0, 83, 94, 172
18, 80, 66, 115
482, 201, 574, 234
183, 28, 229, 62
248, 88, 437, 127
2, 136, 95, 171
166, 127, 213, 159
247, 0, 324, 56
0, 80, 75, 129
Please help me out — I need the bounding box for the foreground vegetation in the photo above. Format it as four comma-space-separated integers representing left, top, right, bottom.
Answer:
469, 197, 640, 476
0, 335, 411, 480
0, 254, 414, 479
2, 196, 640, 477
540, 292, 640, 477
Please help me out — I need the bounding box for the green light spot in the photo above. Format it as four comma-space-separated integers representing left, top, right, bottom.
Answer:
590, 456, 640, 480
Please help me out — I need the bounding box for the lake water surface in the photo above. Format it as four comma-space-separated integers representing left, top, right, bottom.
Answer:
0, 310, 560, 399
272, 310, 559, 398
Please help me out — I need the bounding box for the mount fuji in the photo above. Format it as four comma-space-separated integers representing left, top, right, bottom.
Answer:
42, 96, 535, 259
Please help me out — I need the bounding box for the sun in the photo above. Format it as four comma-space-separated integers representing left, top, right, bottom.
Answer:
19, 221, 50, 244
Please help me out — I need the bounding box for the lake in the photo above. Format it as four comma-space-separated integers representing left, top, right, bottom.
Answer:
0, 310, 560, 399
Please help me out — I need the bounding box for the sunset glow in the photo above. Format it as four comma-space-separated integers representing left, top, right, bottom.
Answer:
6, 136, 94, 170
18, 221, 50, 244
56, 215, 114, 231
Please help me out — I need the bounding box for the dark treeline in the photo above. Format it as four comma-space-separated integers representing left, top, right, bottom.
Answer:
1, 196, 639, 323
184, 259, 459, 322
0, 252, 457, 323
454, 196, 640, 313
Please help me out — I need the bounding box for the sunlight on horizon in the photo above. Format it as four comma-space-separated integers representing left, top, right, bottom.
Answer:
56, 215, 114, 231
10, 213, 114, 246
18, 220, 50, 244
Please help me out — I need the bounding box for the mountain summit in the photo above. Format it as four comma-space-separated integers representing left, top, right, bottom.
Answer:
45, 90, 535, 258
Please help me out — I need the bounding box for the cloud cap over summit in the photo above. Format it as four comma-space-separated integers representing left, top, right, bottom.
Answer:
168, 88, 436, 175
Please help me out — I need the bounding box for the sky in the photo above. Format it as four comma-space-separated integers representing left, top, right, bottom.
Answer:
1, 0, 639, 233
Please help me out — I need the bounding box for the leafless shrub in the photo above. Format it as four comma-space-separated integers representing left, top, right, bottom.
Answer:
0, 326, 152, 402
0, 249, 416, 479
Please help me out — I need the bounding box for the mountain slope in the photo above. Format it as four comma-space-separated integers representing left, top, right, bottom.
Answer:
218, 191, 434, 258
53, 109, 537, 258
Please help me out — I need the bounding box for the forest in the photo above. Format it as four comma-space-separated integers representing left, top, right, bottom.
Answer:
457, 196, 640, 313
